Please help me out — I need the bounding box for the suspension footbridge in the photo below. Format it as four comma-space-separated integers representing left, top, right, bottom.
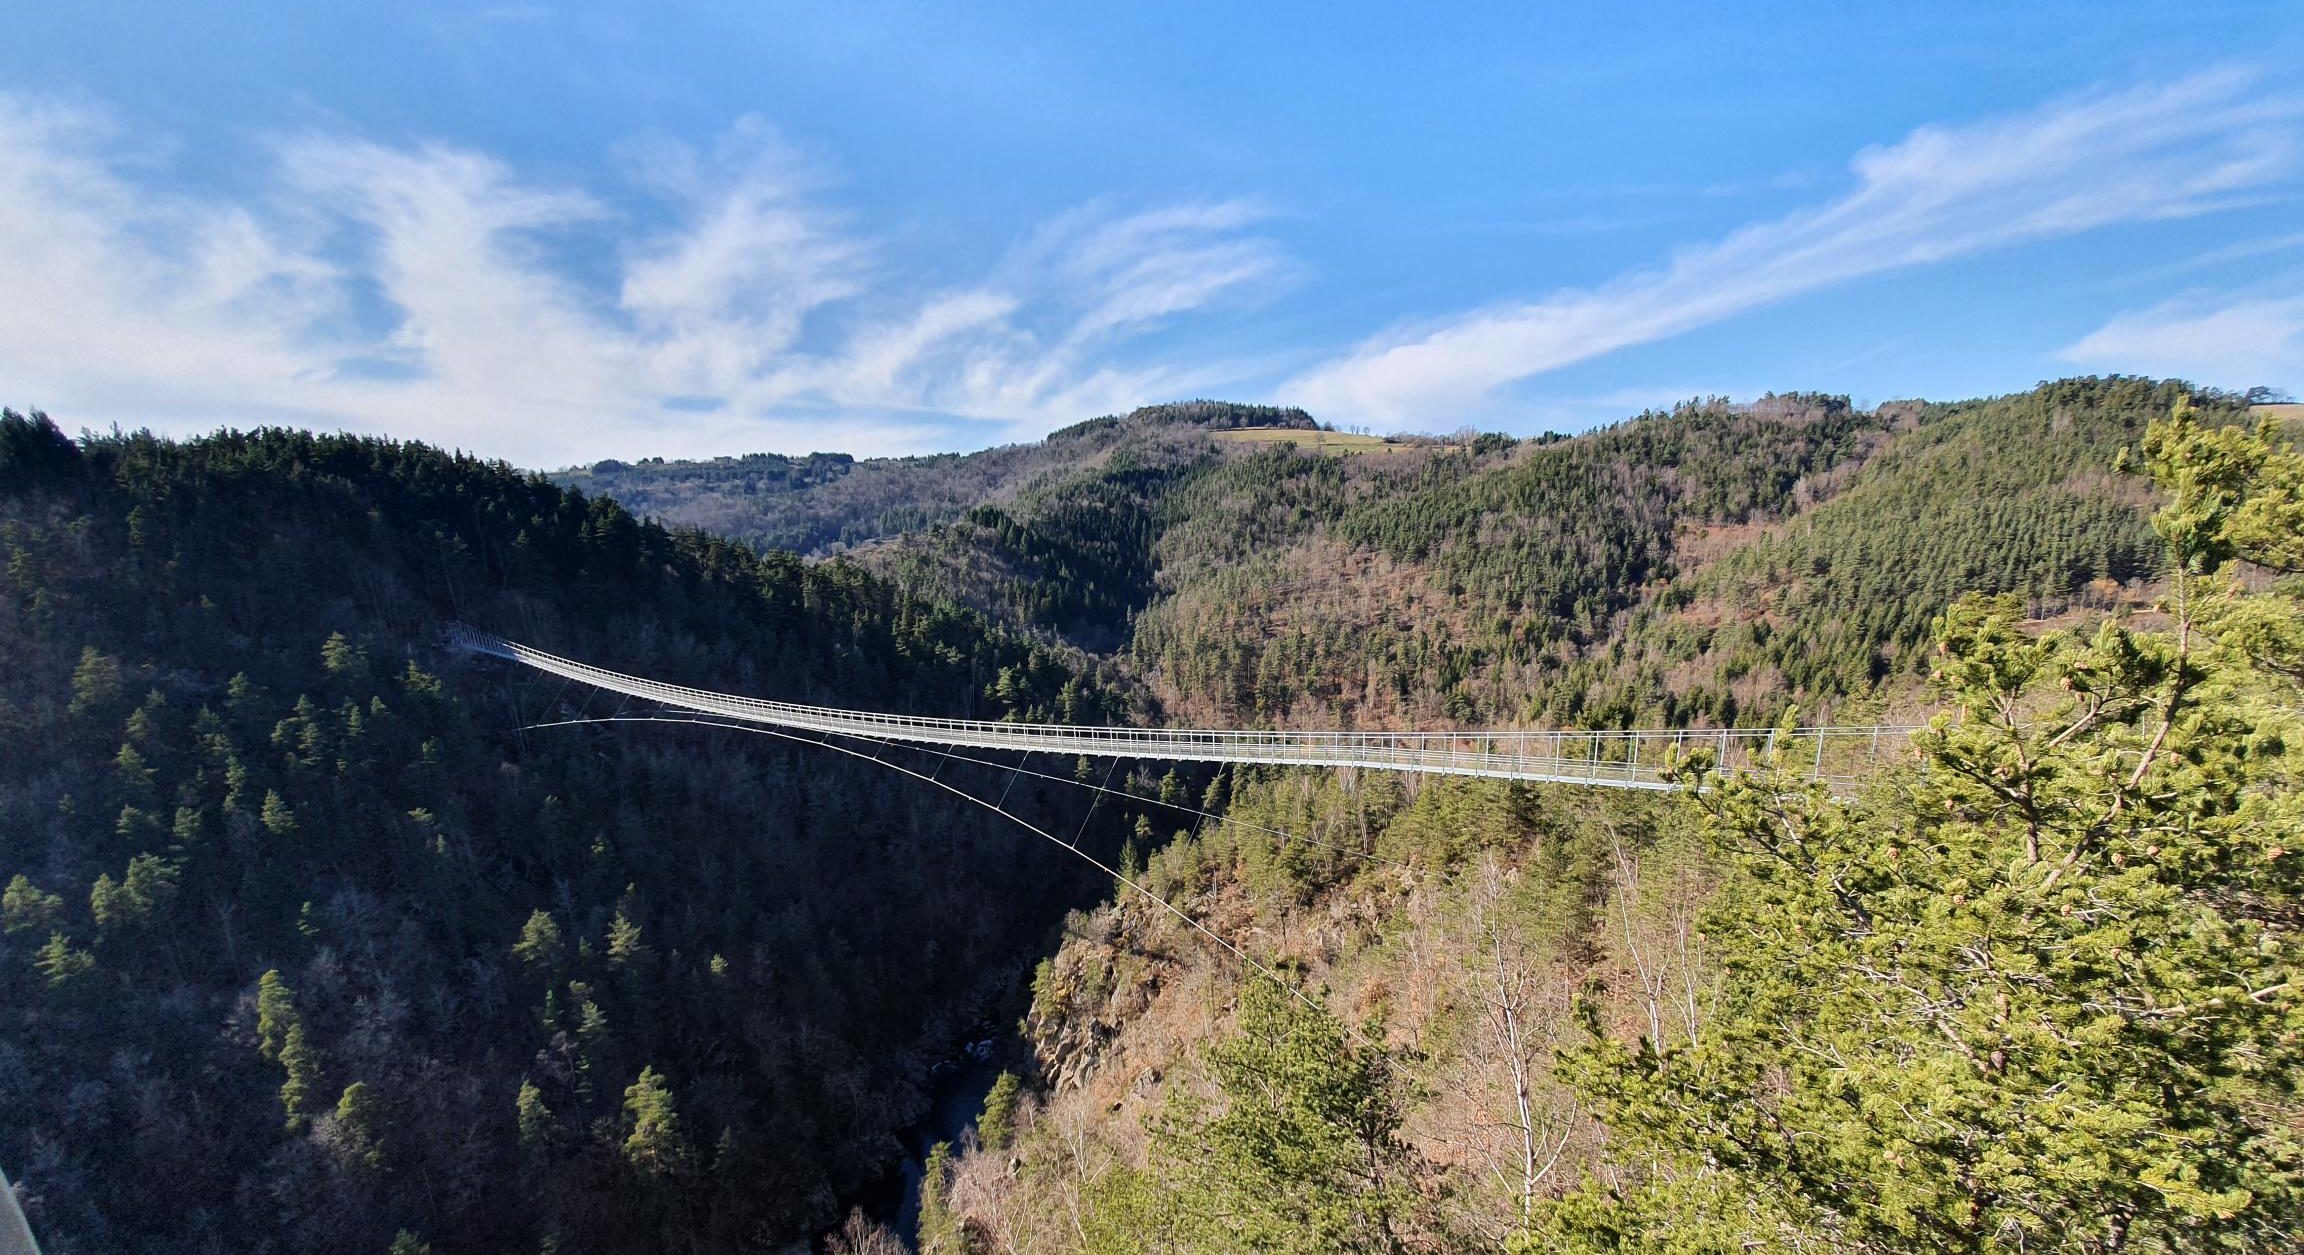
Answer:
451, 627, 1913, 791
0, 633, 1921, 1255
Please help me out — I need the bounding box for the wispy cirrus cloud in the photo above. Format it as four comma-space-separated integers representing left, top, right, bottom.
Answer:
0, 93, 1288, 466
0, 95, 344, 413
1286, 69, 2301, 424
2061, 290, 2304, 389
6, 70, 2298, 465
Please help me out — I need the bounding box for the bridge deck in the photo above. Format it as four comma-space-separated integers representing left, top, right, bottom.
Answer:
452, 627, 1912, 791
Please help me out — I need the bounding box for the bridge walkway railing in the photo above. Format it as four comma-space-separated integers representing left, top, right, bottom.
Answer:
451, 626, 1914, 792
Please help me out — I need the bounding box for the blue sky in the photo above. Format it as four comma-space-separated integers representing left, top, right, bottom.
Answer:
3, 2, 2300, 466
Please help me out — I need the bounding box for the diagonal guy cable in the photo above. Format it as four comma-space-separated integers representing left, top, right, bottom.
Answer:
528, 714, 1367, 1041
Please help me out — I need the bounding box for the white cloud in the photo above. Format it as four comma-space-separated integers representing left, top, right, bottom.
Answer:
1027, 201, 1289, 345
2060, 292, 2304, 389
1286, 69, 2301, 424
615, 119, 869, 383
726, 198, 1290, 431
8, 71, 2296, 465
0, 95, 1287, 466
0, 96, 344, 417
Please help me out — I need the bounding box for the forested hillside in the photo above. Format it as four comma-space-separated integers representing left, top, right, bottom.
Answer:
1578, 375, 2191, 723
1137, 379, 2223, 729
557, 402, 1316, 558
7, 378, 2285, 1255
918, 398, 2304, 1254
1133, 391, 1891, 726
572, 378, 2220, 734
0, 413, 1144, 1254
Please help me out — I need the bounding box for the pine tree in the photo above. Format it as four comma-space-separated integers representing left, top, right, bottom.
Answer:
917, 1140, 963, 1255
1531, 406, 2304, 1253
319, 631, 366, 676
258, 789, 297, 838
333, 1081, 387, 1171
1132, 978, 1412, 1254
573, 986, 613, 1089
278, 1020, 322, 1130
88, 873, 126, 933
34, 933, 96, 989
2, 876, 62, 934
255, 969, 297, 1061
621, 1066, 689, 1177
511, 909, 565, 972
92, 853, 178, 934
516, 1078, 556, 1154
120, 852, 177, 918
68, 646, 122, 716
977, 1071, 1023, 1152
605, 907, 650, 970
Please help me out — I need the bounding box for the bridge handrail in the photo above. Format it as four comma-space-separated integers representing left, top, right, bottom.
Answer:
448, 625, 1919, 789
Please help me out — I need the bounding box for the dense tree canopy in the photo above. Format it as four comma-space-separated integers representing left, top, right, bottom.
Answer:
1530, 405, 2304, 1252
620, 378, 2212, 733
1077, 978, 1415, 1255
0, 413, 1141, 1253
7, 379, 2291, 1254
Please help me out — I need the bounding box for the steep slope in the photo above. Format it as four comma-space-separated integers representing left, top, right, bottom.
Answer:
738, 378, 2213, 733
912, 389, 2304, 1255
563, 380, 2206, 737
851, 420, 1228, 654
929, 770, 1712, 1253
1133, 392, 1892, 726
1577, 374, 2196, 724
775, 393, 1902, 723
0, 414, 1139, 1254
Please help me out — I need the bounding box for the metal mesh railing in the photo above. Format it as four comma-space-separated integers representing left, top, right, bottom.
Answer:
452, 626, 1914, 792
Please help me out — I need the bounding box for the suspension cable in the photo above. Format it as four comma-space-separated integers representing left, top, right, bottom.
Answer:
860, 734, 1415, 871
528, 714, 1362, 1039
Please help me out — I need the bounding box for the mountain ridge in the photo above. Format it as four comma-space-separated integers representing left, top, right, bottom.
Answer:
566, 377, 2228, 734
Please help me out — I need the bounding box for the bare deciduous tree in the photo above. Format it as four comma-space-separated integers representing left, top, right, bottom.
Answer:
1443, 853, 1582, 1238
